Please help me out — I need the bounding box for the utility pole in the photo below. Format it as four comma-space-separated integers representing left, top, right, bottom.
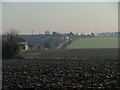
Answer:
30, 30, 34, 49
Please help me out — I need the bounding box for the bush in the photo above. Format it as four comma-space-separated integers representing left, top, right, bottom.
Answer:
2, 31, 20, 59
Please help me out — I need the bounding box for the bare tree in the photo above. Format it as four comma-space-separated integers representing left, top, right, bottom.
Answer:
2, 30, 20, 59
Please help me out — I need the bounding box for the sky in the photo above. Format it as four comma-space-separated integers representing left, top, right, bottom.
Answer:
2, 2, 118, 34
0, 2, 2, 35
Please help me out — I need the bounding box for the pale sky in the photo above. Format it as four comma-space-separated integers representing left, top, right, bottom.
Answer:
2, 2, 118, 34
0, 2, 2, 35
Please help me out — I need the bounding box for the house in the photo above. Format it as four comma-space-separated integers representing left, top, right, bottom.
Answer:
66, 37, 69, 40
19, 42, 29, 50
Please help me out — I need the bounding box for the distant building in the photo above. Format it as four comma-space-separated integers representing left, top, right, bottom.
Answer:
19, 42, 29, 50
66, 37, 69, 40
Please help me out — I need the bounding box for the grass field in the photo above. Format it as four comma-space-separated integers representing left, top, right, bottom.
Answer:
67, 37, 118, 49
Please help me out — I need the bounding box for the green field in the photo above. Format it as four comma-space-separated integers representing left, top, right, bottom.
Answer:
67, 37, 118, 49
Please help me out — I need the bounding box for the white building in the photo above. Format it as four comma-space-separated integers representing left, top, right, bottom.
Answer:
19, 42, 29, 50
66, 37, 69, 40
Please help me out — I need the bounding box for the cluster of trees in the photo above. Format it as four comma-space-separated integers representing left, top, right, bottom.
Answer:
19, 32, 65, 49
79, 32, 95, 38
97, 32, 119, 37
2, 31, 20, 59
18, 31, 96, 49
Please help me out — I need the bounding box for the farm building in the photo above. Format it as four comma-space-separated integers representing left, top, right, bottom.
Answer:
19, 42, 29, 50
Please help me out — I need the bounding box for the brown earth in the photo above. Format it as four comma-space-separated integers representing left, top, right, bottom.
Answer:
21, 48, 119, 59
2, 58, 120, 89
2, 48, 120, 89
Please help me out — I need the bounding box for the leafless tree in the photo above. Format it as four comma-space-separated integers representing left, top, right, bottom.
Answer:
2, 29, 20, 59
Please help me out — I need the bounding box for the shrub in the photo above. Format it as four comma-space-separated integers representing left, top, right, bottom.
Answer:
2, 31, 20, 59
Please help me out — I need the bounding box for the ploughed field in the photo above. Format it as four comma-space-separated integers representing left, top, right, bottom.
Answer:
2, 58, 120, 89
21, 48, 119, 59
3, 49, 120, 89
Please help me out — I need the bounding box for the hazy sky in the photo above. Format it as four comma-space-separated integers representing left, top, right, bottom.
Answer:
0, 2, 2, 35
2, 2, 118, 34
